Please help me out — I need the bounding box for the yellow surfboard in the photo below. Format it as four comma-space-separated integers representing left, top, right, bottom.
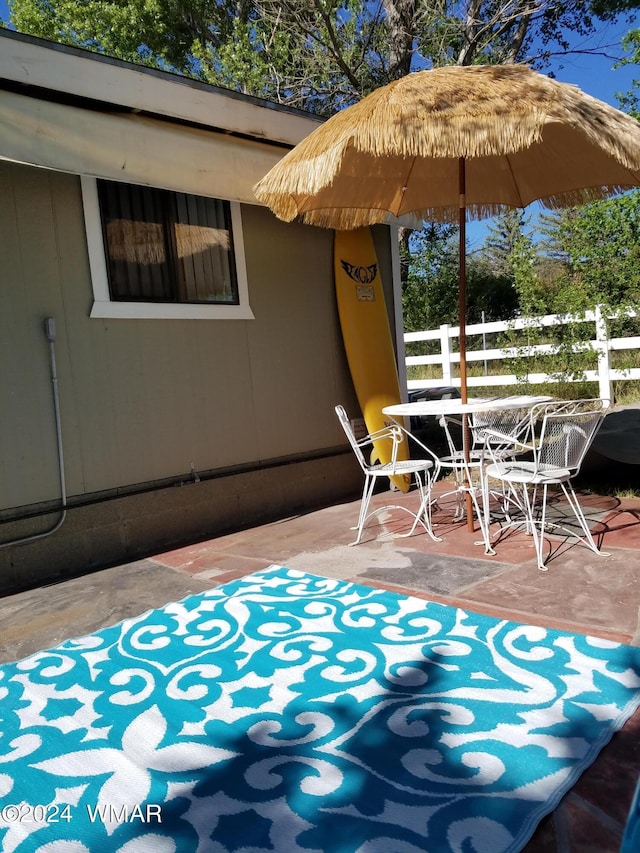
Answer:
334, 227, 411, 492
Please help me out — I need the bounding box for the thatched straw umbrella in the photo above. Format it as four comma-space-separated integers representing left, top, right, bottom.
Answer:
255, 64, 640, 402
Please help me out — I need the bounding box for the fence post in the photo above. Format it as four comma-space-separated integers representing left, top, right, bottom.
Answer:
594, 305, 612, 402
481, 310, 488, 375
440, 324, 453, 385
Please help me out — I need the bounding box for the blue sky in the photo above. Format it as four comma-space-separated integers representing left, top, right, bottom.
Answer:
539, 16, 637, 108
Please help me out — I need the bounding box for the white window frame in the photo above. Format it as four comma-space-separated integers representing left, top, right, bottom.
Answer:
81, 176, 254, 320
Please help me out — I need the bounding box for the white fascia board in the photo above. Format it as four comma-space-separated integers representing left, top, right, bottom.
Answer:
0, 31, 323, 147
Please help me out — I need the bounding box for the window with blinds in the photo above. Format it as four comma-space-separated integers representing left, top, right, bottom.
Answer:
97, 180, 239, 305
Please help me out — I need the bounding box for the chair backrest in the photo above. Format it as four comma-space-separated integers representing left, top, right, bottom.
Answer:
437, 415, 462, 459
438, 406, 531, 462
471, 406, 530, 449
533, 398, 607, 473
335, 405, 370, 472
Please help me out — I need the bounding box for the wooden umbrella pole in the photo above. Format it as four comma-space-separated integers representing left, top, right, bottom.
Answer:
459, 157, 474, 532
458, 157, 468, 404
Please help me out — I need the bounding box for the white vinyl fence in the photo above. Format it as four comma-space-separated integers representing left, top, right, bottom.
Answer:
404, 305, 640, 402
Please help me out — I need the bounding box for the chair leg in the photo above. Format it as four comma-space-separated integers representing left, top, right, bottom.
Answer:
520, 482, 547, 571
451, 467, 467, 521
468, 474, 494, 555
479, 468, 497, 556
533, 481, 610, 567
489, 479, 610, 570
352, 474, 376, 545
352, 471, 442, 544
561, 482, 610, 558
407, 471, 442, 542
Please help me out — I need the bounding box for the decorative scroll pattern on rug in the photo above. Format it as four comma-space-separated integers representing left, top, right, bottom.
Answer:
1, 566, 639, 852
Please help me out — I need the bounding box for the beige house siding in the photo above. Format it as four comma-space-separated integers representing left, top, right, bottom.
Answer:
1, 161, 73, 509
0, 159, 397, 592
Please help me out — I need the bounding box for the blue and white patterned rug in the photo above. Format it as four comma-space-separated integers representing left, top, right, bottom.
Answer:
1, 566, 640, 853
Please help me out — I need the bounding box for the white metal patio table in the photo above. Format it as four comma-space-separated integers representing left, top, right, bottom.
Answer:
383, 395, 553, 422
383, 395, 553, 552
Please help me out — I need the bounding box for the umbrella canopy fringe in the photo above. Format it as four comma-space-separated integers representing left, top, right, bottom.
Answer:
253, 64, 640, 229
299, 208, 391, 230
255, 146, 350, 199
288, 186, 633, 230
295, 203, 501, 229
540, 184, 636, 210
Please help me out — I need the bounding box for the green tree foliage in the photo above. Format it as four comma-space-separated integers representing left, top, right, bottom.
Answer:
9, 0, 223, 74
505, 192, 640, 322
589, 0, 640, 16
7, 0, 299, 99
251, 0, 394, 111
538, 191, 640, 312
618, 25, 640, 118
7, 1, 634, 112
402, 225, 456, 332
498, 192, 640, 381
402, 226, 518, 332
482, 210, 530, 276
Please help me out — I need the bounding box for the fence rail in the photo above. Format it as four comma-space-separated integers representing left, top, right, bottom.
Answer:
404, 305, 640, 401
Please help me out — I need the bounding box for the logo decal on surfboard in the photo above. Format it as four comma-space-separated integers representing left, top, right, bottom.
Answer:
340, 259, 377, 284
355, 285, 375, 301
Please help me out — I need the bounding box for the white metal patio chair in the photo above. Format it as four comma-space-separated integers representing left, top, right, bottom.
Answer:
434, 402, 534, 554
433, 412, 490, 546
335, 404, 441, 545
481, 398, 609, 570
439, 400, 536, 474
